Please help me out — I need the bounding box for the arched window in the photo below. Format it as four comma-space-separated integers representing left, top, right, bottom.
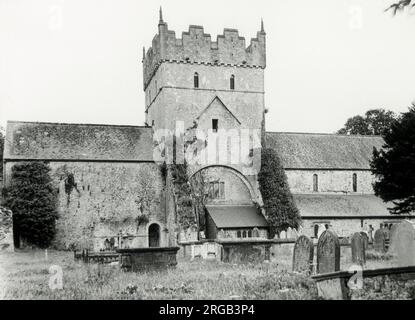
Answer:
352, 173, 357, 192
148, 223, 160, 247
242, 230, 247, 238
194, 72, 199, 88
230, 75, 235, 90
248, 230, 252, 238
237, 231, 241, 238
313, 174, 318, 192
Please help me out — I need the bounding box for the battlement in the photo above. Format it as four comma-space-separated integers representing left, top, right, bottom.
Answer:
142, 15, 266, 90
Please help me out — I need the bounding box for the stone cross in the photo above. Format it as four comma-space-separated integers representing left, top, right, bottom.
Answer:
351, 232, 366, 266
317, 230, 340, 274
292, 235, 314, 274
374, 229, 387, 253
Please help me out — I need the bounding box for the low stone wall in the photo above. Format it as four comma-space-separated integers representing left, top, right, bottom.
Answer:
0, 207, 14, 252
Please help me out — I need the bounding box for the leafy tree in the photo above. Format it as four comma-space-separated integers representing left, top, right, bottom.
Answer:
371, 105, 415, 214
386, 0, 415, 14
3, 162, 58, 248
258, 147, 301, 236
0, 127, 4, 181
338, 109, 398, 135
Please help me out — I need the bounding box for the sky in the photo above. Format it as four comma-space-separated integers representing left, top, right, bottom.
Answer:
0, 0, 414, 133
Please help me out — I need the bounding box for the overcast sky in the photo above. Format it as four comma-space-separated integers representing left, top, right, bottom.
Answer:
0, 0, 414, 133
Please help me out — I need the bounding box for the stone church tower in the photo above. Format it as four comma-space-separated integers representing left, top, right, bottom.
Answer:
142, 9, 267, 227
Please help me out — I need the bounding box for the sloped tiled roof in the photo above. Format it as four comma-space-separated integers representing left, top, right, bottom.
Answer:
266, 132, 385, 170
206, 205, 268, 228
293, 194, 406, 218
4, 121, 154, 161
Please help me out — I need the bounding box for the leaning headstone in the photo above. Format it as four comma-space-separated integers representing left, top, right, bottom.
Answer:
317, 230, 340, 274
374, 229, 387, 253
351, 232, 366, 266
389, 221, 414, 254
0, 207, 14, 252
292, 235, 314, 274
360, 232, 369, 251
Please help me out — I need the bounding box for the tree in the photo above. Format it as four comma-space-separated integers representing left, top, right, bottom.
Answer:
371, 105, 415, 214
338, 109, 398, 135
3, 162, 58, 248
386, 0, 415, 14
258, 147, 301, 236
0, 127, 4, 181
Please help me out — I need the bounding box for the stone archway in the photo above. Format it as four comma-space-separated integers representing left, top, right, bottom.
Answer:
148, 223, 160, 248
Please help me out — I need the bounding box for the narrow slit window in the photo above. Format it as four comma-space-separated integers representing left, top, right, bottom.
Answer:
230, 75, 235, 90
194, 72, 199, 88
313, 174, 318, 192
212, 119, 218, 133
352, 173, 357, 192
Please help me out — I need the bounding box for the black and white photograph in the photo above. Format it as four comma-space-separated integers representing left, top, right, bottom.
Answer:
1, 0, 415, 306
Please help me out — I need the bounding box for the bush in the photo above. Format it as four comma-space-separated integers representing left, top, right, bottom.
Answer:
3, 162, 58, 248
258, 148, 301, 236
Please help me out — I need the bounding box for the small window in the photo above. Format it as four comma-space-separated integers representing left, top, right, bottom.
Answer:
237, 231, 241, 238
313, 174, 318, 192
194, 72, 199, 88
352, 173, 357, 192
325, 224, 329, 230
314, 224, 319, 238
247, 230, 252, 238
230, 75, 235, 90
212, 119, 218, 132
242, 230, 247, 238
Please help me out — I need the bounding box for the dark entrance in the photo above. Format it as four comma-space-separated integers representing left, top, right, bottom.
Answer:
148, 223, 160, 247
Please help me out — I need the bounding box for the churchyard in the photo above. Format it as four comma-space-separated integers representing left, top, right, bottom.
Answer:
2, 222, 415, 300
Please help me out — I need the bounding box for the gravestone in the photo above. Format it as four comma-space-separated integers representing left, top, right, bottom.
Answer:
217, 229, 225, 239
389, 223, 400, 251
351, 232, 366, 266
317, 230, 340, 274
389, 221, 415, 266
280, 231, 287, 239
374, 229, 387, 253
252, 227, 260, 238
292, 235, 314, 274
0, 207, 14, 252
360, 232, 369, 251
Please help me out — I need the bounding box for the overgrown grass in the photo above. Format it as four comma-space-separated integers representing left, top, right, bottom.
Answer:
0, 250, 317, 300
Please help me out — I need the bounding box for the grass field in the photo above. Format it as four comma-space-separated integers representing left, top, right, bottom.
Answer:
0, 248, 401, 300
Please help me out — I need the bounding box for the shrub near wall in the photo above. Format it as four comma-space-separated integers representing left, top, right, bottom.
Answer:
258, 148, 301, 237
3, 162, 58, 248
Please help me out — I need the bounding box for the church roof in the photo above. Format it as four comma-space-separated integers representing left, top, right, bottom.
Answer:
4, 121, 154, 162
206, 205, 269, 228
293, 194, 409, 218
265, 132, 385, 170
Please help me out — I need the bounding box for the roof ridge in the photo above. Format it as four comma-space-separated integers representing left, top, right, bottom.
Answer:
266, 131, 382, 138
7, 120, 151, 129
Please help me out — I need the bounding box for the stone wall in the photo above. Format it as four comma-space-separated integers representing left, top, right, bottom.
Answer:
0, 207, 13, 252
286, 170, 375, 194
4, 161, 167, 251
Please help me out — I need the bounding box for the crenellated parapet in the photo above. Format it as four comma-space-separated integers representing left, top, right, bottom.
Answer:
142, 15, 266, 90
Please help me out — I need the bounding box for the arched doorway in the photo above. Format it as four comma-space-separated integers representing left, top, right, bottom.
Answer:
148, 223, 160, 247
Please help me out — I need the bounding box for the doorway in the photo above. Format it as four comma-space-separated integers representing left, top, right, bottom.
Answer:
148, 223, 160, 247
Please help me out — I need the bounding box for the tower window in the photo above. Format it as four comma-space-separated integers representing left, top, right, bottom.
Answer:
212, 119, 218, 132
313, 174, 318, 192
230, 75, 235, 90
194, 72, 199, 88
353, 173, 357, 192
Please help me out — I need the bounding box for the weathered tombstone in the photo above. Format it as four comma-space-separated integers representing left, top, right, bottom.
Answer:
389, 221, 415, 266
351, 232, 366, 266
389, 223, 400, 251
360, 232, 369, 251
292, 235, 314, 274
0, 207, 14, 252
252, 227, 260, 238
217, 229, 225, 239
317, 230, 340, 274
374, 229, 387, 253
280, 231, 287, 239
